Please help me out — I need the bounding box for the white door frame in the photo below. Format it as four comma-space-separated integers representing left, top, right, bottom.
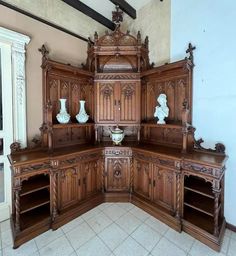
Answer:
0, 27, 30, 221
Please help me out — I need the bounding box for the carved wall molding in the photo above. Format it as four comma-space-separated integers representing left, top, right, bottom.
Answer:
95, 73, 140, 80
0, 26, 30, 148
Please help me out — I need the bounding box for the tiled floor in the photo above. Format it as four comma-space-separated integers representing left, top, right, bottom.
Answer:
0, 203, 235, 256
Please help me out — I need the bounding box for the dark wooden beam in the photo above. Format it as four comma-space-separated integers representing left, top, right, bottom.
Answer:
109, 0, 136, 19
0, 0, 88, 42
62, 0, 116, 31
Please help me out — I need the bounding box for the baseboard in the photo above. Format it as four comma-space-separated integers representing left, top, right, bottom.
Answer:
226, 222, 236, 232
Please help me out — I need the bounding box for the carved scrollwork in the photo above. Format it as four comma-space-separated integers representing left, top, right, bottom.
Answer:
100, 84, 113, 98
10, 142, 21, 153
122, 84, 135, 98
194, 138, 226, 154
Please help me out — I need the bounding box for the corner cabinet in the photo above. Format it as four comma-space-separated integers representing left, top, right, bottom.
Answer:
8, 15, 228, 253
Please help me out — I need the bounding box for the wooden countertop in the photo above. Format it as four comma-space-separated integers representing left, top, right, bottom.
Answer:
8, 142, 227, 168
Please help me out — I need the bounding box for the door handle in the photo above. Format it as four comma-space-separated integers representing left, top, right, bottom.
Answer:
118, 100, 121, 110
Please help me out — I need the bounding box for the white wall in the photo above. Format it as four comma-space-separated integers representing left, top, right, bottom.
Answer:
171, 0, 236, 225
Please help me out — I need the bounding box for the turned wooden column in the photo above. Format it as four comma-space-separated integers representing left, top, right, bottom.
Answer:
13, 178, 21, 233
175, 161, 182, 220
50, 160, 59, 221
212, 180, 221, 236
130, 158, 134, 193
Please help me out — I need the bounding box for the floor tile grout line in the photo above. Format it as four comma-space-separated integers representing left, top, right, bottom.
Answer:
163, 235, 192, 255
61, 226, 78, 255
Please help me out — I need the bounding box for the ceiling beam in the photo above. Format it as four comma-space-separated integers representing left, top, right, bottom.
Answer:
62, 0, 116, 31
109, 0, 136, 19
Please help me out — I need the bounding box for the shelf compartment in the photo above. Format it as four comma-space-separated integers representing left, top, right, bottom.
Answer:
184, 205, 214, 234
20, 204, 50, 230
20, 189, 50, 214
184, 176, 214, 199
21, 175, 50, 196
184, 190, 216, 216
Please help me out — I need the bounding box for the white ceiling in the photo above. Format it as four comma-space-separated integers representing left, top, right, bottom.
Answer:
80, 0, 153, 20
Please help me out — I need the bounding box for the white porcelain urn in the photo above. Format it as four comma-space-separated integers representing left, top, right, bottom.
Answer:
76, 100, 89, 123
56, 99, 70, 124
110, 126, 125, 145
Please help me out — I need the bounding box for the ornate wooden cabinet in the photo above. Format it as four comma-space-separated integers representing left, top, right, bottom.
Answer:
8, 9, 228, 252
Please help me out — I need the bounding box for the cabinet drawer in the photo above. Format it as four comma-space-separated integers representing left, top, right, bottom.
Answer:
104, 147, 132, 157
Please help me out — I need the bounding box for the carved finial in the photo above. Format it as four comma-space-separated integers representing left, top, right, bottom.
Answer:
137, 31, 141, 44
87, 37, 93, 48
105, 30, 109, 35
94, 31, 98, 42
126, 30, 130, 35
144, 36, 149, 48
10, 142, 21, 153
182, 99, 189, 125
186, 43, 196, 65
38, 44, 49, 60
112, 6, 123, 27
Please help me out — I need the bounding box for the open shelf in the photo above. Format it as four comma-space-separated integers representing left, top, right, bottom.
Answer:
184, 190, 215, 216
20, 204, 50, 230
184, 206, 214, 234
21, 175, 50, 196
20, 189, 50, 214
184, 176, 214, 199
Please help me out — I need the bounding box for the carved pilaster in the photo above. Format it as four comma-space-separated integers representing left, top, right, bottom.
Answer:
130, 158, 134, 193
101, 157, 105, 193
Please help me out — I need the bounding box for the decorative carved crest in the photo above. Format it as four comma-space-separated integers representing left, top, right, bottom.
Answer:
10, 142, 21, 153
185, 43, 196, 66
38, 44, 49, 62
112, 6, 123, 26
194, 138, 226, 154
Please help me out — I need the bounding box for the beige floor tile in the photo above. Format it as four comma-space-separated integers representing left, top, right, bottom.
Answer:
152, 237, 187, 256
116, 203, 135, 211
61, 216, 84, 233
39, 236, 74, 256
2, 239, 37, 256
102, 204, 126, 221
131, 223, 161, 251
34, 228, 63, 250
97, 203, 114, 211
221, 235, 230, 254
145, 216, 169, 235
225, 229, 232, 238
164, 229, 195, 252
231, 230, 236, 240
228, 238, 236, 256
86, 212, 112, 233
1, 229, 13, 249
129, 207, 150, 222
81, 207, 102, 221
98, 223, 128, 251
189, 240, 226, 256
76, 236, 111, 256
66, 221, 96, 250
115, 212, 142, 234
113, 236, 149, 256
0, 220, 11, 233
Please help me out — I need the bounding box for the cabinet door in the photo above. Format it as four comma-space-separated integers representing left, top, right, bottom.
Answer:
81, 159, 101, 199
133, 158, 152, 200
119, 82, 140, 124
105, 157, 130, 192
96, 82, 118, 123
153, 165, 176, 212
58, 167, 81, 211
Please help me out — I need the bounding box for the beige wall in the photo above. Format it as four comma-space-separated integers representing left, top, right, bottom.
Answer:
2, 0, 106, 38
121, 0, 171, 66
0, 5, 90, 142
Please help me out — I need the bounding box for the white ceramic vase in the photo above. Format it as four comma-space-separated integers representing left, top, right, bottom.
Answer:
76, 100, 89, 123
56, 99, 70, 124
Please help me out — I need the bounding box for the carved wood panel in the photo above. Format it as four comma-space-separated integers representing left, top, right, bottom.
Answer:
96, 82, 117, 123
81, 159, 101, 199
105, 157, 130, 192
152, 165, 176, 212
119, 82, 140, 123
58, 167, 80, 211
133, 158, 152, 200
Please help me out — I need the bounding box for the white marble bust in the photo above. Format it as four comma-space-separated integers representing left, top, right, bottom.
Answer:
154, 94, 169, 124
